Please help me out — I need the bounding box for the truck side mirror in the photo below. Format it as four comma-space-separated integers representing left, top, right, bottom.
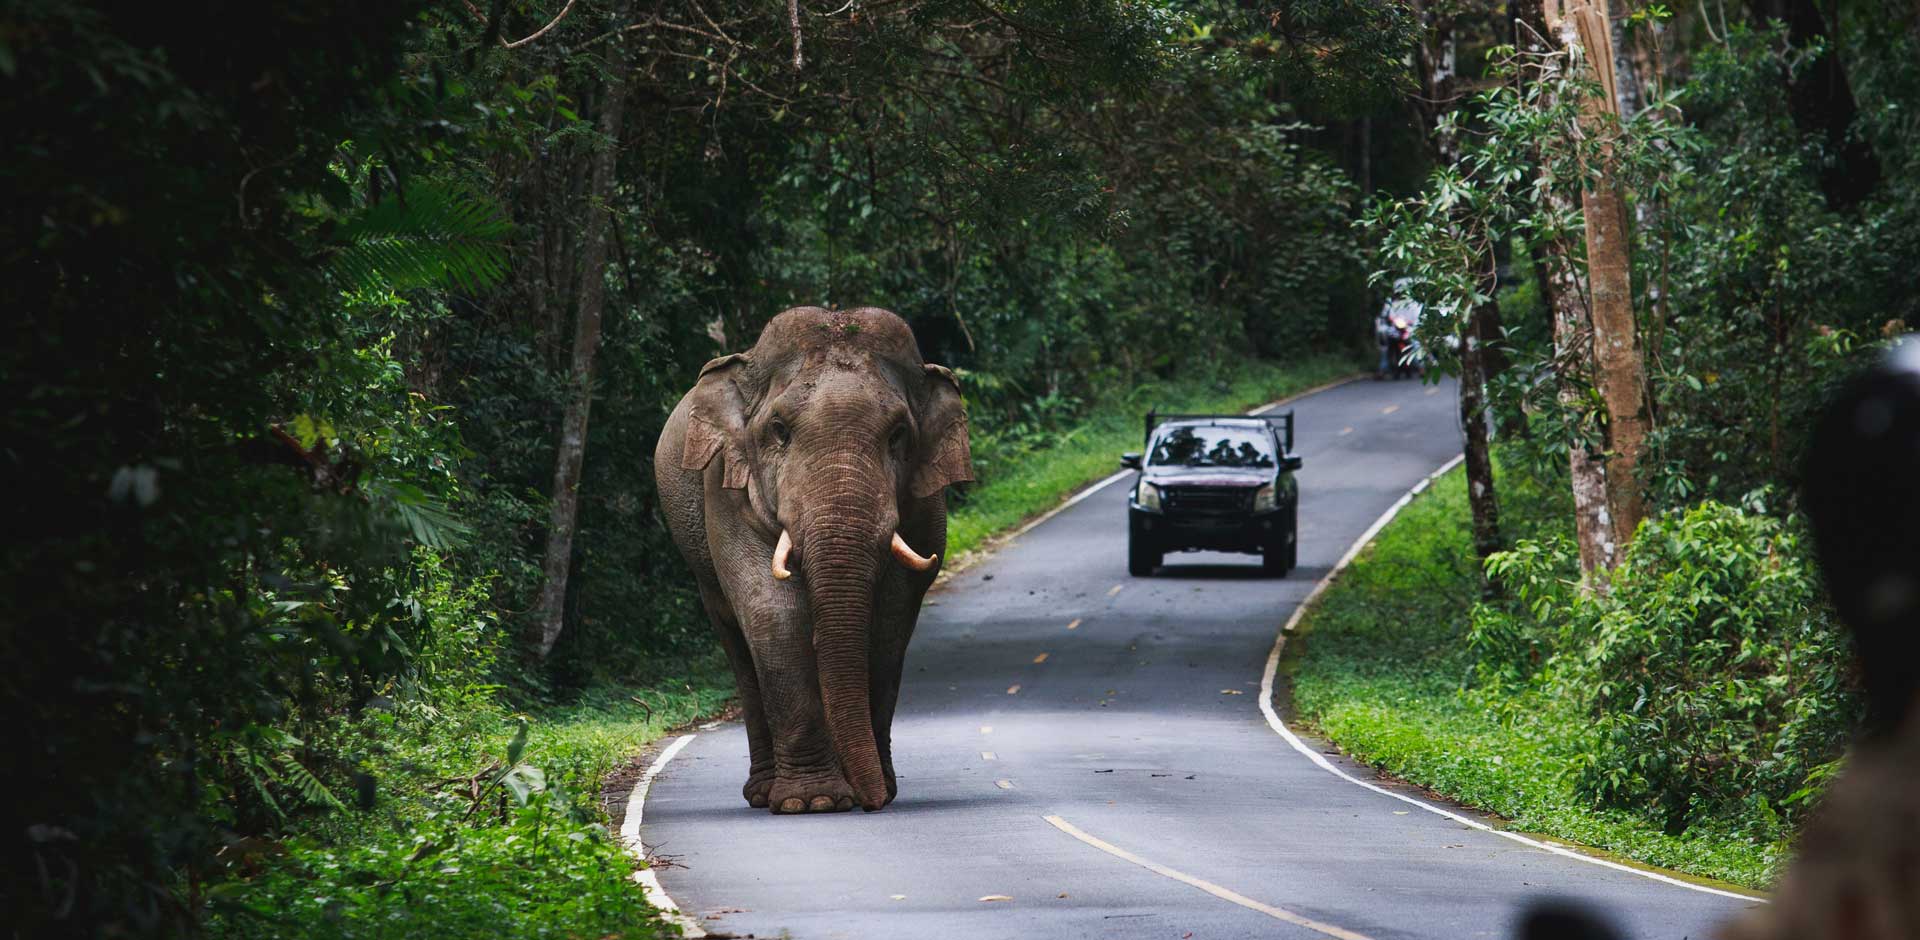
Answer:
1120, 452, 1143, 471
1280, 455, 1303, 472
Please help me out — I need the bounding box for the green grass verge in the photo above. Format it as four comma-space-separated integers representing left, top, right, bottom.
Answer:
946, 354, 1361, 558
1286, 466, 1782, 889
210, 654, 734, 938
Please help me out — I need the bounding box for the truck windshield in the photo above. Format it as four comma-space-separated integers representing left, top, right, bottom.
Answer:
1149, 426, 1275, 468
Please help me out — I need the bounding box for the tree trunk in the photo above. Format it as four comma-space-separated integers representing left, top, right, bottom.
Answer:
1518, 0, 1615, 581
1541, 239, 1617, 576
1416, 0, 1502, 579
1412, 0, 1462, 164
531, 3, 633, 658
1461, 300, 1504, 585
1546, 0, 1650, 556
1754, 0, 1881, 211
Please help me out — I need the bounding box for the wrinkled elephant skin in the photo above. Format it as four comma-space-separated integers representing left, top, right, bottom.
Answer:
653, 306, 973, 813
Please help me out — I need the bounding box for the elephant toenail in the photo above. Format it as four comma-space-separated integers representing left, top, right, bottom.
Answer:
809, 795, 835, 812
836, 796, 854, 811
749, 794, 769, 808
779, 797, 805, 813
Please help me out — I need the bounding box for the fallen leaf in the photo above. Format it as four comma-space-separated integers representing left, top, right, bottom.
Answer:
1057, 893, 1069, 899
1219, 689, 1244, 695
1185, 934, 1194, 939
890, 895, 907, 901
978, 895, 1013, 903
1392, 811, 1409, 816
1094, 769, 1114, 773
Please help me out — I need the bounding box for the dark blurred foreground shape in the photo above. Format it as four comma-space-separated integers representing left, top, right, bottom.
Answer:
1713, 338, 1920, 939
1518, 339, 1920, 940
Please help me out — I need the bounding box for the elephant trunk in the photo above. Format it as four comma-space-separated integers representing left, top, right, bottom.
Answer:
798, 474, 892, 812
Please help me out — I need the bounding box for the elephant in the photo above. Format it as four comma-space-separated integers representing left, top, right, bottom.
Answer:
653, 306, 972, 813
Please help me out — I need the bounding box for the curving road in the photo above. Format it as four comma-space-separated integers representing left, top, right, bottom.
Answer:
636, 376, 1761, 940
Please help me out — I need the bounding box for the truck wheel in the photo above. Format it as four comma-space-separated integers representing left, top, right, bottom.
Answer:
1128, 529, 1161, 576
1263, 507, 1298, 576
1262, 540, 1288, 575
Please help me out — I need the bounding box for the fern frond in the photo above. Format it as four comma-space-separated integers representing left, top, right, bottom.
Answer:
367, 480, 472, 550
329, 182, 511, 293
277, 754, 346, 811
234, 746, 289, 823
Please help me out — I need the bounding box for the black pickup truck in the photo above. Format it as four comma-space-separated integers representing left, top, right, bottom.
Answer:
1119, 411, 1302, 577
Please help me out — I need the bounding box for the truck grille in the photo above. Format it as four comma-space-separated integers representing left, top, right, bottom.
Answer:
1162, 486, 1252, 513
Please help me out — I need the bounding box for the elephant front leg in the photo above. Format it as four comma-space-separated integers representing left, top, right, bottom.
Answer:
697, 582, 776, 808
746, 604, 858, 814
868, 640, 909, 805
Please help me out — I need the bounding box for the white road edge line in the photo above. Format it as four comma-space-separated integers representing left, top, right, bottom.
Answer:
1043, 815, 1374, 940
620, 734, 709, 938
1256, 455, 1770, 904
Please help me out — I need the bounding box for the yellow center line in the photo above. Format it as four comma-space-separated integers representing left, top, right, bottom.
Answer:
1007, 684, 1022, 695
995, 779, 1015, 790
1042, 816, 1373, 940
1066, 618, 1082, 630
1381, 404, 1400, 415
1032, 652, 1050, 664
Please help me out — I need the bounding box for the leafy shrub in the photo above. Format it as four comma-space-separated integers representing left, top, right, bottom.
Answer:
1478, 501, 1859, 840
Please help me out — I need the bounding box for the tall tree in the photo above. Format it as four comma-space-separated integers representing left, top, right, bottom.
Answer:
1544, 0, 1650, 557
1515, 0, 1617, 578
532, 1, 634, 657
1413, 0, 1506, 575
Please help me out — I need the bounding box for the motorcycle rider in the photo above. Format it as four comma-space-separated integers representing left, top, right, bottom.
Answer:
1376, 279, 1423, 379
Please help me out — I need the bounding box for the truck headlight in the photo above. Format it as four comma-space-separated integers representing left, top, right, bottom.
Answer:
1252, 483, 1277, 512
1135, 479, 1163, 512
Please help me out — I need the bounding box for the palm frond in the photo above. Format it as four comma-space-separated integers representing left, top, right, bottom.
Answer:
329, 182, 511, 293
367, 480, 472, 550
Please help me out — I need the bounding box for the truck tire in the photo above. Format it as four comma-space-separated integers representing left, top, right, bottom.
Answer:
1128, 527, 1161, 577
1263, 506, 1297, 576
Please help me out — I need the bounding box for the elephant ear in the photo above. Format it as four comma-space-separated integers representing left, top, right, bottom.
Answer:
912, 363, 974, 499
681, 353, 754, 490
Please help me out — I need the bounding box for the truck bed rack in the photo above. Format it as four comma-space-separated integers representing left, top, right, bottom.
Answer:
1144, 410, 1295, 453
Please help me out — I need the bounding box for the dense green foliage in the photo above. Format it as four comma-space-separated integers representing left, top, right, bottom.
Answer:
1322, 1, 1920, 887
1291, 462, 1815, 887
1476, 500, 1857, 841
5, 1, 1397, 935
14, 0, 1919, 931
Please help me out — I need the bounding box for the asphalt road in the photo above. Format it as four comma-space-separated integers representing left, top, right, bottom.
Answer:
639, 375, 1762, 940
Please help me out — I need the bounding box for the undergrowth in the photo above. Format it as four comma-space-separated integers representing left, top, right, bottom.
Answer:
1285, 459, 1828, 889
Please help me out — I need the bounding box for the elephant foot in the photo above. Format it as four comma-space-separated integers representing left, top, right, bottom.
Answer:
883, 760, 898, 806
769, 772, 855, 814
742, 767, 776, 809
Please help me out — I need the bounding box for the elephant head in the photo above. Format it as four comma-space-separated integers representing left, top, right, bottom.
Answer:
677, 306, 972, 810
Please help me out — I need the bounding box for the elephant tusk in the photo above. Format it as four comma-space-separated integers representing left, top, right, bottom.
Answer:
890, 532, 938, 571
771, 529, 794, 580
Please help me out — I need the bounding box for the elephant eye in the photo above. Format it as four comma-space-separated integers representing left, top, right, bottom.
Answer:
889, 424, 909, 453
770, 417, 791, 446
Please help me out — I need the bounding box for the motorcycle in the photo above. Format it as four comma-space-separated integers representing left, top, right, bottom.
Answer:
1378, 315, 1421, 380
